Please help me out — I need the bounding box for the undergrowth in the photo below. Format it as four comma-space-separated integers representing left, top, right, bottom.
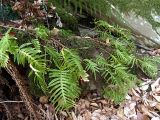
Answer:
0, 28, 86, 110
84, 20, 160, 103
0, 20, 159, 111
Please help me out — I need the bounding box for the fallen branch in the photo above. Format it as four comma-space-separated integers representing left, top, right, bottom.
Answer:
5, 59, 40, 120
0, 101, 24, 103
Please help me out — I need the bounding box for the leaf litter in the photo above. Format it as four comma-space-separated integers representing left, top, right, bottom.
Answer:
71, 77, 160, 120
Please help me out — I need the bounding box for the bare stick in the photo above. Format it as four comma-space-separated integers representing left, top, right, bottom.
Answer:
0, 101, 24, 103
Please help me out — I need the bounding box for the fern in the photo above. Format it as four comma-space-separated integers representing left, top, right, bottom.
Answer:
83, 20, 158, 103
84, 59, 99, 80
47, 47, 85, 110
45, 46, 63, 69
62, 49, 84, 75
0, 28, 15, 67
0, 52, 9, 67
0, 20, 158, 111
15, 43, 48, 92
31, 39, 41, 51
49, 69, 80, 110
50, 0, 160, 28
35, 26, 49, 40
0, 29, 48, 93
138, 57, 157, 78
51, 0, 111, 15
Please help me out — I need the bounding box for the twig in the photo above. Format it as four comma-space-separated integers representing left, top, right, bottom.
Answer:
0, 101, 24, 103
0, 99, 11, 120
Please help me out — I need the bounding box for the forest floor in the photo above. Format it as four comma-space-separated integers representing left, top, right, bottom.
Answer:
0, 77, 160, 120
0, 1, 160, 119
0, 49, 160, 120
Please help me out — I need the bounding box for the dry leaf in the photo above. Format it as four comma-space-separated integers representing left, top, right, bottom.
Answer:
90, 103, 99, 107
124, 102, 136, 118
80, 71, 89, 82
140, 84, 149, 91
132, 88, 141, 97
137, 112, 150, 120
39, 96, 49, 104
151, 78, 160, 91
152, 95, 160, 102
83, 110, 92, 120
151, 117, 160, 120
155, 103, 160, 111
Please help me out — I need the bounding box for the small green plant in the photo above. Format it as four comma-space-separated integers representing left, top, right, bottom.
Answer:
59, 29, 74, 38
1, 21, 159, 110
0, 27, 86, 110
83, 20, 160, 103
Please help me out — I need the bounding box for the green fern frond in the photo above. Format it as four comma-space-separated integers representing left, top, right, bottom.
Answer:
48, 69, 80, 110
46, 47, 85, 110
34, 72, 48, 93
0, 37, 11, 52
0, 28, 15, 67
84, 59, 99, 80
62, 49, 84, 75
0, 51, 9, 67
45, 46, 63, 69
147, 57, 160, 64
35, 26, 49, 40
113, 50, 130, 65
13, 42, 48, 93
14, 43, 46, 71
139, 57, 157, 78
95, 54, 109, 67
31, 39, 41, 52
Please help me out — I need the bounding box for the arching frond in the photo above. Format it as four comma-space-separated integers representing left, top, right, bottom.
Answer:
14, 43, 46, 71
32, 39, 41, 52
14, 42, 47, 93
48, 69, 80, 110
84, 59, 99, 80
139, 57, 157, 78
62, 49, 84, 76
0, 51, 9, 67
0, 28, 15, 67
45, 46, 63, 69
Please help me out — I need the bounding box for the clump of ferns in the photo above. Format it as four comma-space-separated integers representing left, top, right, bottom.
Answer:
1, 24, 159, 109
0, 28, 87, 111
84, 20, 160, 103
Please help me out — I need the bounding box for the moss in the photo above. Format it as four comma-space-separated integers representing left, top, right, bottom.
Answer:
56, 8, 78, 30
